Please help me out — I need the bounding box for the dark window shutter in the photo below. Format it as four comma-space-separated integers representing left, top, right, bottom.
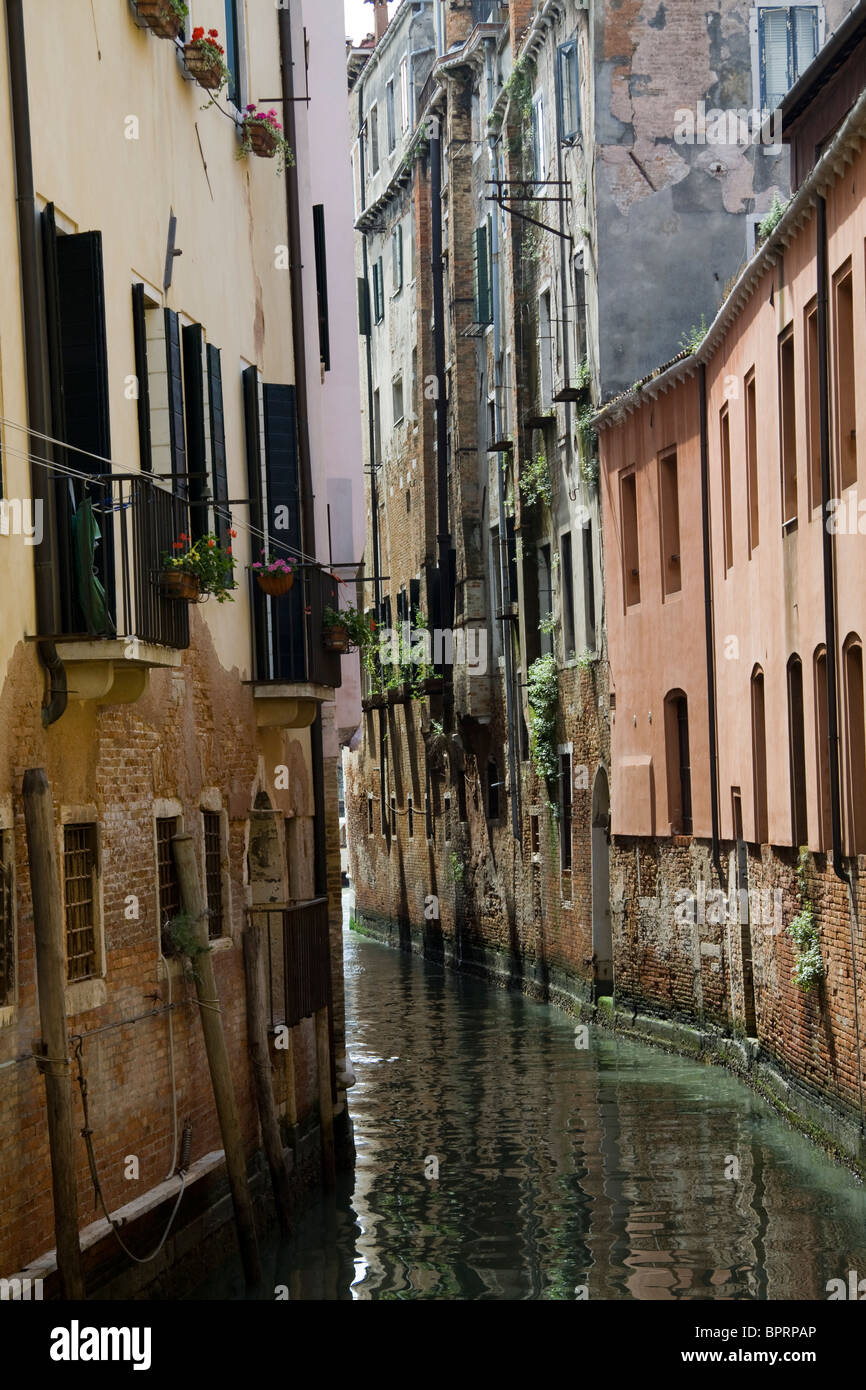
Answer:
474, 226, 490, 324
183, 324, 207, 538
243, 366, 268, 671
56, 229, 112, 467
164, 309, 186, 494
132, 284, 152, 474
358, 276, 370, 337
409, 576, 420, 619
263, 383, 303, 679
313, 205, 331, 372
207, 343, 230, 547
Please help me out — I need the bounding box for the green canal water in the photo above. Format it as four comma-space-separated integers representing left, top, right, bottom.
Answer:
193, 921, 866, 1300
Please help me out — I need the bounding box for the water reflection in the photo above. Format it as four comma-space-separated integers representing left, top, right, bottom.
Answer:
193, 925, 866, 1301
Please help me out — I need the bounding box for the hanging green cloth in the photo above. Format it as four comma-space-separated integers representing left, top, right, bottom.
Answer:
71, 497, 112, 636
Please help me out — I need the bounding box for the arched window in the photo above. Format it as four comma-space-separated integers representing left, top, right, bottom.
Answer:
813, 647, 832, 849
843, 635, 866, 854
750, 666, 768, 844
787, 655, 808, 846
664, 690, 692, 835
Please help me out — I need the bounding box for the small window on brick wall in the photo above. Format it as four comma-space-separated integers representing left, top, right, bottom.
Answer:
63, 823, 99, 983
203, 811, 224, 939
407, 796, 414, 839
156, 816, 181, 928
367, 794, 374, 835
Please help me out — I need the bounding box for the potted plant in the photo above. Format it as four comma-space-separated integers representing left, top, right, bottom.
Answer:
184, 27, 231, 94
239, 106, 295, 175
136, 0, 188, 40
323, 604, 375, 654
252, 549, 295, 597
160, 530, 237, 602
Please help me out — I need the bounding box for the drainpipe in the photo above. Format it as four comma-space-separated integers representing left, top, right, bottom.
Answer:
429, 108, 451, 667
6, 0, 66, 725
357, 79, 383, 625
489, 111, 520, 844
279, 7, 327, 897
817, 194, 864, 1132
698, 363, 723, 884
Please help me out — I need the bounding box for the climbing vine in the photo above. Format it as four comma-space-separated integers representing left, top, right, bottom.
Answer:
526, 652, 559, 789
787, 850, 825, 992
519, 451, 552, 508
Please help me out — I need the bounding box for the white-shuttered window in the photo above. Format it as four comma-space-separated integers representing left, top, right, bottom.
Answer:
758, 6, 819, 110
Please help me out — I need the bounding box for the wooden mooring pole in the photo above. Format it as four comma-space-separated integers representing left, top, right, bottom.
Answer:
21, 768, 85, 1300
315, 1006, 336, 1190
172, 833, 261, 1287
243, 915, 293, 1235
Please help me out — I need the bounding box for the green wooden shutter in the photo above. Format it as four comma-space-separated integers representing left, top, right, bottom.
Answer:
358, 276, 371, 337
183, 324, 207, 539
164, 309, 186, 494
132, 285, 152, 474
206, 344, 230, 548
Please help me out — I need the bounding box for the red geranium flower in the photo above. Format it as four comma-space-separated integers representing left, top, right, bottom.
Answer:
207, 539, 216, 549
172, 541, 183, 551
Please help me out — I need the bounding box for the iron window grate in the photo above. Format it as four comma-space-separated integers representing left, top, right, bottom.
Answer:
63, 823, 98, 983
156, 817, 181, 926
203, 812, 223, 939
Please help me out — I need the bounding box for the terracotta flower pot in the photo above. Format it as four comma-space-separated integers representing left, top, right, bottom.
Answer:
184, 44, 224, 89
136, 0, 184, 39
246, 121, 279, 158
323, 625, 350, 654
256, 570, 294, 597
160, 568, 201, 601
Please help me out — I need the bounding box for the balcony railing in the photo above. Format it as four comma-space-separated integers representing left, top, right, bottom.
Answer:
250, 897, 332, 1031
47, 472, 190, 650
250, 562, 342, 688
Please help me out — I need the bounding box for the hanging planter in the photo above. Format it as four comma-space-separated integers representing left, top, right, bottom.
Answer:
256, 570, 294, 597
183, 28, 231, 94
239, 106, 295, 176
136, 0, 187, 40
160, 569, 201, 602
323, 625, 350, 654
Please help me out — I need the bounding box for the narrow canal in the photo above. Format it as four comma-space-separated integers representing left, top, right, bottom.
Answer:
196, 911, 866, 1301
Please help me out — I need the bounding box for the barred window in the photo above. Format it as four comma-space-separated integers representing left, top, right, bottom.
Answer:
0, 830, 13, 1006
203, 812, 224, 939
63, 823, 98, 983
156, 817, 181, 926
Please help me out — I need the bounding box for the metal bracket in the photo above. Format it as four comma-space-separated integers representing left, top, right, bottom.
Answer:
486, 179, 573, 243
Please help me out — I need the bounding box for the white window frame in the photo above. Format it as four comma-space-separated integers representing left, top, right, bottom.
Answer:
749, 3, 825, 117
532, 92, 546, 182
400, 56, 411, 132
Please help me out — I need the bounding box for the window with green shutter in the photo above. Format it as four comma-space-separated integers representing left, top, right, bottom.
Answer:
473, 224, 492, 326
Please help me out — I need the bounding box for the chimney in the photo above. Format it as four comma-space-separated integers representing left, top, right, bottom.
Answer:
371, 0, 389, 42
444, 1, 475, 49
510, 0, 534, 49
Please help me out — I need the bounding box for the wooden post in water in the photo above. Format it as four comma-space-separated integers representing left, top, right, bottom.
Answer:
21, 768, 85, 1300
172, 833, 261, 1286
243, 914, 293, 1235
315, 1007, 336, 1189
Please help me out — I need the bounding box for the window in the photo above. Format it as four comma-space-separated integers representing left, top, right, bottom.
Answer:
559, 751, 573, 872
391, 224, 403, 293
659, 448, 682, 594
372, 257, 385, 324
369, 104, 380, 174
425, 792, 433, 840
561, 531, 576, 657
373, 389, 382, 465
156, 816, 182, 928
745, 368, 760, 550
223, 0, 244, 106
393, 376, 404, 426
532, 93, 546, 182
833, 261, 857, 491
407, 796, 414, 839
719, 411, 733, 572
664, 693, 692, 835
583, 520, 596, 650
458, 772, 468, 823
530, 813, 540, 856
386, 79, 396, 153
487, 761, 501, 821
0, 830, 13, 1007
844, 637, 866, 854
778, 327, 798, 527
801, 303, 821, 511
787, 656, 808, 845
444, 795, 451, 843
558, 42, 580, 141
313, 205, 331, 372
473, 224, 492, 326
63, 824, 98, 983
390, 795, 397, 837
203, 811, 223, 939
538, 543, 553, 657
539, 290, 553, 408
367, 794, 374, 835
814, 647, 832, 849
758, 6, 819, 111
131, 284, 153, 473
400, 57, 411, 132
621, 471, 640, 607
751, 667, 769, 844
